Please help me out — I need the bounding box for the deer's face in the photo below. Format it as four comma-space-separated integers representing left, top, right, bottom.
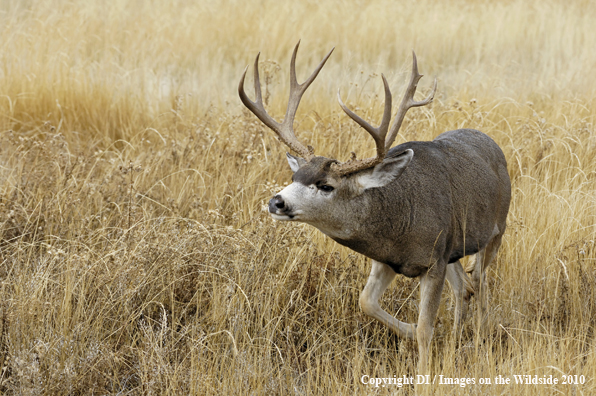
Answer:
268, 151, 413, 239
269, 156, 346, 231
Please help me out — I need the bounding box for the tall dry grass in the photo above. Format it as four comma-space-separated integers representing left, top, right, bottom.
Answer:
0, 0, 595, 394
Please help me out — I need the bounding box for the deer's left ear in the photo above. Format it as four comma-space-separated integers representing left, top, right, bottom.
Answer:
286, 152, 307, 173
355, 149, 413, 190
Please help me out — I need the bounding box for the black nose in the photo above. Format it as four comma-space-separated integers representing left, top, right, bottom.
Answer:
269, 195, 286, 213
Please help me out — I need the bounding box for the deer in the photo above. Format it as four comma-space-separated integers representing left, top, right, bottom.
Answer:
238, 42, 511, 374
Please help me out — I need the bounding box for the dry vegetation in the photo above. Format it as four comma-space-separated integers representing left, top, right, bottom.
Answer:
0, 0, 595, 394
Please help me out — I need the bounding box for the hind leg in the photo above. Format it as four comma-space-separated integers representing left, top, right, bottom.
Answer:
471, 229, 503, 325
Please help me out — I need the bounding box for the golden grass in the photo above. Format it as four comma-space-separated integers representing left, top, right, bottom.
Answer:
0, 0, 595, 394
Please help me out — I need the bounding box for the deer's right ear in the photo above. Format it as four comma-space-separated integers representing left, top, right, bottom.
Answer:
286, 153, 307, 173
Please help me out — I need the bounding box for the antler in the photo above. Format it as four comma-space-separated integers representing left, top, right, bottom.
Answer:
332, 51, 437, 175
239, 41, 334, 160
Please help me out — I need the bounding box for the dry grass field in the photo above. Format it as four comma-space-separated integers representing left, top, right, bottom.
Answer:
0, 0, 595, 394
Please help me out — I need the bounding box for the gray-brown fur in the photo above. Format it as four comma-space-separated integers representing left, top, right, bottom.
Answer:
288, 129, 510, 279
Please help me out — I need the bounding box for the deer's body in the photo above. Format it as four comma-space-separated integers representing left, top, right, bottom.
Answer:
322, 129, 509, 278
239, 43, 511, 374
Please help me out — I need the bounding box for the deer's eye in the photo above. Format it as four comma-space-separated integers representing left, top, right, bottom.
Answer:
317, 184, 334, 192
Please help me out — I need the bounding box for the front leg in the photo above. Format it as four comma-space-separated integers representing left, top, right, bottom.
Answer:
359, 260, 416, 339
417, 261, 446, 374
445, 260, 474, 336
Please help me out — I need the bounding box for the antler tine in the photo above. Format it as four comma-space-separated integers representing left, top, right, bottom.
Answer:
337, 74, 393, 160
283, 41, 335, 143
385, 51, 437, 149
239, 42, 334, 160
238, 53, 279, 133
289, 41, 335, 96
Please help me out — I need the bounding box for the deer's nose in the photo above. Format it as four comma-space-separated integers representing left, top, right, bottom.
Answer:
269, 195, 286, 212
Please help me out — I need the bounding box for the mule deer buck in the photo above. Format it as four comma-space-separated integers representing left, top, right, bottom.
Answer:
239, 42, 511, 373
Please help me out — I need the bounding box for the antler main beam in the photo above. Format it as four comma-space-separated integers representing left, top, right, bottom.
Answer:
333, 52, 437, 175
238, 41, 334, 160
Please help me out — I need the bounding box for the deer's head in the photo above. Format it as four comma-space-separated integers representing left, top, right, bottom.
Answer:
239, 42, 435, 237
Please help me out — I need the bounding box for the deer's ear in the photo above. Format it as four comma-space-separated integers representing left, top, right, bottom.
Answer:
355, 149, 413, 190
286, 152, 307, 173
